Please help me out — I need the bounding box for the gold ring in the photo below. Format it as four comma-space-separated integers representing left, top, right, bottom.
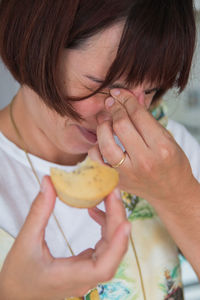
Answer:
112, 152, 126, 168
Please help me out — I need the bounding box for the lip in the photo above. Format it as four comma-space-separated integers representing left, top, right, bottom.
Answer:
76, 125, 97, 144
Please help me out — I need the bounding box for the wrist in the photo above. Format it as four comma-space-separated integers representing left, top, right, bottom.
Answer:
150, 176, 200, 277
153, 175, 200, 216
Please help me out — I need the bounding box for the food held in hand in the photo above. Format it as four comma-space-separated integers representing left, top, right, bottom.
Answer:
50, 157, 119, 208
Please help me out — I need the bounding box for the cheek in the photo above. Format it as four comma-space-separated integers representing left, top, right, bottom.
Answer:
35, 103, 65, 136
72, 95, 104, 118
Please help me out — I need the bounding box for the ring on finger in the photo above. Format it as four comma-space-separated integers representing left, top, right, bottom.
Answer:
112, 151, 127, 168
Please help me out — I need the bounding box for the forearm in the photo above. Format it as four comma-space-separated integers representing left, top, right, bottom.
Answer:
153, 177, 200, 279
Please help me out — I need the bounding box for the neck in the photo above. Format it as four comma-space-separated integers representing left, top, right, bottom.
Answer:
1, 88, 86, 166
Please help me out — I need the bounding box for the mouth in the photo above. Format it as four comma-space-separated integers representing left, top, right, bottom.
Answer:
76, 125, 97, 144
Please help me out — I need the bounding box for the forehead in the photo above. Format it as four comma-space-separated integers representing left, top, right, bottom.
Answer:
87, 22, 125, 54
62, 22, 125, 79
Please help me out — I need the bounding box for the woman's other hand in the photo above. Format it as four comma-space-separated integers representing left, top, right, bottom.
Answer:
90, 88, 200, 279
94, 88, 198, 207
0, 176, 130, 300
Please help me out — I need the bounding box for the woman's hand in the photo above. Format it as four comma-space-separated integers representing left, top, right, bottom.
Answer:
89, 89, 200, 278
89, 88, 200, 279
90, 88, 198, 207
0, 176, 130, 300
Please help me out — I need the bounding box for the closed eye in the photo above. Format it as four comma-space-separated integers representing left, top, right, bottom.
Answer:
84, 83, 159, 97
83, 85, 110, 96
144, 88, 159, 95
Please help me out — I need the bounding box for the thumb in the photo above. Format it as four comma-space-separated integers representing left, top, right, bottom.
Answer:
22, 176, 57, 240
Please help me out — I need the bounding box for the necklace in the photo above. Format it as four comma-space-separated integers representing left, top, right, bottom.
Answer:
9, 95, 147, 300
9, 96, 75, 256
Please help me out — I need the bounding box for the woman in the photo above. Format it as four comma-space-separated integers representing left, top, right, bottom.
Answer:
0, 0, 198, 299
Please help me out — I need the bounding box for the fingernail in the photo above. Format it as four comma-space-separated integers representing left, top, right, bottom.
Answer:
105, 97, 115, 108
114, 188, 121, 199
110, 89, 120, 96
40, 177, 47, 194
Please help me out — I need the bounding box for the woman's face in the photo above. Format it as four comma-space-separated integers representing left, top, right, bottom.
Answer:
26, 23, 158, 158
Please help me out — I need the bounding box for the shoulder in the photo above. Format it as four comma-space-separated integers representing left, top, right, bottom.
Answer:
167, 119, 200, 181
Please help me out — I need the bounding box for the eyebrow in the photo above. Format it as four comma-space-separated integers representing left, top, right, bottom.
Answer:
84, 74, 159, 94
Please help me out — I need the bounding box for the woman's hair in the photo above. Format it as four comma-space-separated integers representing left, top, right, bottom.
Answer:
0, 0, 196, 119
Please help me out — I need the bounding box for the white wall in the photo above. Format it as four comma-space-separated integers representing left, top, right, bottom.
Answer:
0, 60, 19, 109
164, 12, 200, 141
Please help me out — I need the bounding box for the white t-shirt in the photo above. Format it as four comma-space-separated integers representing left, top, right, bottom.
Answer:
0, 119, 200, 259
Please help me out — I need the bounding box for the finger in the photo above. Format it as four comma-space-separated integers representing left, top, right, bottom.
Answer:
96, 119, 131, 168
88, 207, 106, 227
104, 188, 127, 240
110, 89, 167, 148
58, 221, 131, 285
21, 176, 57, 241
53, 222, 131, 289
105, 96, 149, 159
95, 221, 131, 282
87, 144, 105, 165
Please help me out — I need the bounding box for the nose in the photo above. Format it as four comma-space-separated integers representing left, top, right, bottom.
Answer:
129, 86, 146, 106
92, 91, 111, 123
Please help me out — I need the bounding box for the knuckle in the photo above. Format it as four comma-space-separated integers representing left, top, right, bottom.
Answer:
113, 116, 129, 134
97, 266, 115, 282
137, 156, 154, 174
130, 106, 143, 123
158, 142, 175, 161
103, 269, 116, 282
143, 161, 154, 174
117, 92, 132, 105
112, 105, 122, 115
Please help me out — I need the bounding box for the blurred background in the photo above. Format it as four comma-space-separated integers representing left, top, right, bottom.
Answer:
164, 4, 200, 145
0, 2, 200, 299
163, 6, 200, 299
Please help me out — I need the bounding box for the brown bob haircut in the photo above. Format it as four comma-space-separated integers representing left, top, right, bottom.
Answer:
0, 0, 196, 120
